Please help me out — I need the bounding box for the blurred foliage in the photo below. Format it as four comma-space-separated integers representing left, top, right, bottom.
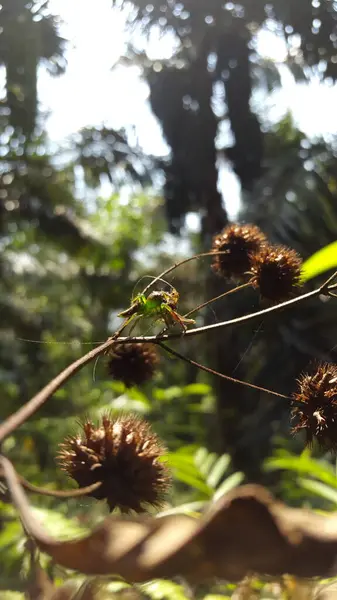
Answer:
166, 444, 244, 504
1, 0, 337, 596
265, 447, 337, 509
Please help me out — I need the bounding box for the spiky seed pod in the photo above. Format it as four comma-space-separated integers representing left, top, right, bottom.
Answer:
57, 413, 171, 513
291, 363, 337, 451
250, 244, 303, 303
211, 223, 267, 281
106, 342, 159, 387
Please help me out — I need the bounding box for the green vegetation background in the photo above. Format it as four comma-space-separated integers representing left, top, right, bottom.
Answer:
2, 0, 337, 596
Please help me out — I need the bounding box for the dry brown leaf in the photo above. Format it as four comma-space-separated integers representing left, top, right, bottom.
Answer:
3, 456, 337, 583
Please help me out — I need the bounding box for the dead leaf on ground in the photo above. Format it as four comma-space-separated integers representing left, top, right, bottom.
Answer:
3, 456, 337, 584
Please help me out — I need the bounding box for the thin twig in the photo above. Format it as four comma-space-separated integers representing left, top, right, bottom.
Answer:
115, 287, 322, 344
0, 468, 102, 498
321, 269, 337, 289
141, 250, 224, 296
157, 342, 291, 401
184, 281, 251, 318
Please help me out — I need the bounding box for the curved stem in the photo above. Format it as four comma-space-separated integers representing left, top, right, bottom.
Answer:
184, 281, 251, 318
0, 337, 115, 443
0, 468, 102, 498
321, 269, 337, 289
157, 342, 291, 401
141, 250, 224, 296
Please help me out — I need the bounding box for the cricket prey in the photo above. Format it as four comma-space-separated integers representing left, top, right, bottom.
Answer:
117, 287, 195, 335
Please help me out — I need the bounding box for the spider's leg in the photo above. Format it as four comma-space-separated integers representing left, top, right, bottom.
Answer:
127, 314, 143, 336
157, 324, 169, 337
118, 304, 137, 318
109, 313, 138, 342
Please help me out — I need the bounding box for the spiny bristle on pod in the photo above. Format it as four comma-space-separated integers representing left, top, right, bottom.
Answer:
57, 413, 171, 513
250, 244, 303, 303
211, 223, 267, 281
106, 342, 160, 387
291, 363, 337, 451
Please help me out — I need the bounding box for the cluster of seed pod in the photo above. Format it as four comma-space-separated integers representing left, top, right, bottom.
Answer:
211, 223, 303, 303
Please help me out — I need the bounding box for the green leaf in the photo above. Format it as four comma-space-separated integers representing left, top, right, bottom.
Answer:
0, 501, 16, 517
265, 453, 337, 488
298, 478, 337, 505
0, 521, 22, 550
213, 472, 244, 501
200, 453, 218, 478
182, 383, 211, 396
141, 579, 190, 600
106, 381, 126, 395
166, 453, 196, 471
172, 468, 213, 496
207, 454, 231, 489
53, 388, 67, 399
169, 444, 200, 457
158, 501, 206, 516
123, 387, 151, 407
167, 452, 213, 494
301, 241, 337, 282
105, 581, 132, 593
194, 446, 208, 468
154, 387, 183, 401
203, 596, 231, 600
31, 507, 87, 539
